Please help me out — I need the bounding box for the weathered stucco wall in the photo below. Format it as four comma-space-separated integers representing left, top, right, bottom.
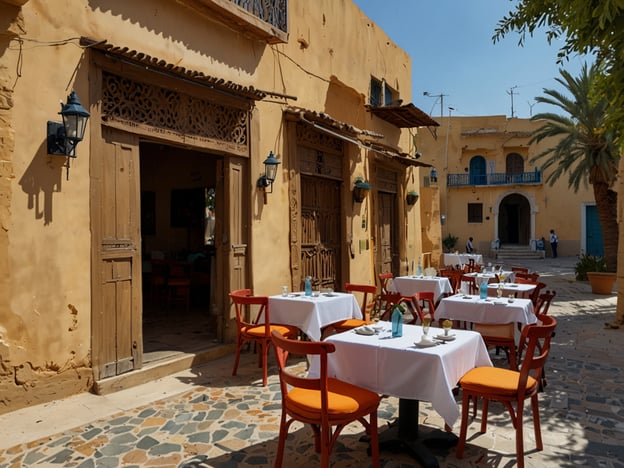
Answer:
0, 0, 435, 413
418, 115, 594, 260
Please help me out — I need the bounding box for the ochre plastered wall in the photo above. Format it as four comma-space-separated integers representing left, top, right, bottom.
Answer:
0, 0, 438, 413
418, 115, 595, 262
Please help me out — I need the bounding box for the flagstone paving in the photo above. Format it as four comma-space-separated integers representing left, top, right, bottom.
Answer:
0, 256, 623, 467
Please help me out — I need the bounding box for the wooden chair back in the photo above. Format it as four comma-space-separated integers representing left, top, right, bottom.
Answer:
345, 283, 377, 321
270, 330, 381, 467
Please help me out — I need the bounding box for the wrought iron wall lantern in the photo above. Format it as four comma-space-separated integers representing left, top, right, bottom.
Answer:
47, 91, 90, 180
257, 151, 280, 203
430, 168, 438, 183
352, 177, 371, 203
406, 192, 419, 205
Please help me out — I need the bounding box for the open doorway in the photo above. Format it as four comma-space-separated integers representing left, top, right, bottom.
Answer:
139, 142, 220, 364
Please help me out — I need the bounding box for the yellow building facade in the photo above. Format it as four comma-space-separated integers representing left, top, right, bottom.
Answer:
418, 115, 598, 263
0, 0, 440, 413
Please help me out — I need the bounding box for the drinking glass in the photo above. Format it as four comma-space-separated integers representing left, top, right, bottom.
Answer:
422, 317, 431, 336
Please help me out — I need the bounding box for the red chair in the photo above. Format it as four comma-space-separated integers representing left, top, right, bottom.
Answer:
378, 273, 419, 323
271, 330, 381, 468
410, 291, 436, 323
327, 283, 376, 333
534, 290, 556, 317
457, 316, 557, 468
229, 289, 299, 386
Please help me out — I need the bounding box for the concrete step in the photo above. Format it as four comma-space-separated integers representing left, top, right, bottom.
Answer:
494, 249, 545, 260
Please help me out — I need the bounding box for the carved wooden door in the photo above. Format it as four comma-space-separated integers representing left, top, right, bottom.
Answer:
300, 175, 342, 291
91, 127, 142, 380
376, 191, 399, 275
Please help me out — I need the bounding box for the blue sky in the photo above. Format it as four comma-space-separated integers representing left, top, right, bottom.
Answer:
352, 0, 590, 118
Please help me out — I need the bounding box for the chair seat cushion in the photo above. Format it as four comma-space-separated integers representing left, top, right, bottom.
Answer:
331, 319, 372, 330
460, 367, 538, 396
287, 378, 380, 420
243, 324, 298, 338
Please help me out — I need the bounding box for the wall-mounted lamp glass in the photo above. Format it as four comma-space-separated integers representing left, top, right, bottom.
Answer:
257, 151, 280, 203
353, 177, 371, 203
47, 91, 90, 180
429, 168, 438, 183
406, 191, 419, 205
440, 214, 447, 225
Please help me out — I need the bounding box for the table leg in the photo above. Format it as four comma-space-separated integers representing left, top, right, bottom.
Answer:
378, 399, 458, 468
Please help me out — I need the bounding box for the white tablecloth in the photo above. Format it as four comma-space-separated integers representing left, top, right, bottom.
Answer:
443, 253, 483, 267
268, 292, 361, 341
393, 276, 453, 303
436, 295, 536, 325
319, 323, 492, 426
487, 282, 536, 298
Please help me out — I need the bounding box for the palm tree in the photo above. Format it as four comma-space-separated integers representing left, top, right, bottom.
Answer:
530, 63, 620, 271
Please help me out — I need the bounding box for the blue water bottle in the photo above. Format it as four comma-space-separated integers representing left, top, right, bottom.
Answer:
391, 305, 403, 337
304, 276, 312, 296
479, 278, 488, 299
417, 261, 423, 276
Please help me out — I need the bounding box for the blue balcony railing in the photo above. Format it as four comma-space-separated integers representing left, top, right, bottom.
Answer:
447, 171, 542, 187
231, 0, 288, 33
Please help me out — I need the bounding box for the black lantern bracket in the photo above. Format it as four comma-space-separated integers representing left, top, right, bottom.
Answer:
46, 91, 90, 180
257, 151, 281, 203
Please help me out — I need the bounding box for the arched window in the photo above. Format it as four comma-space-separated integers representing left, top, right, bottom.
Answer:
469, 155, 486, 185
506, 153, 524, 175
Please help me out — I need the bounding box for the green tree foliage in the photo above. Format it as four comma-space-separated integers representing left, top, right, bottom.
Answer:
493, 0, 624, 146
529, 64, 619, 271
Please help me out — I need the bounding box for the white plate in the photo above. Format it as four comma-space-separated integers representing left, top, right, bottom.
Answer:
324, 293, 337, 297
414, 340, 438, 348
434, 334, 456, 341
355, 326, 375, 336
462, 296, 472, 299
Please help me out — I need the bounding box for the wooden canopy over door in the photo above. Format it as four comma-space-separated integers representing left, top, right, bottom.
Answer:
91, 127, 142, 380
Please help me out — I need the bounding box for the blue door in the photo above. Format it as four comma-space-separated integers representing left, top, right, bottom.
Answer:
469, 156, 486, 185
586, 205, 603, 256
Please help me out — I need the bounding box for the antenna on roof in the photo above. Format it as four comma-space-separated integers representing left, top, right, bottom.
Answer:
423, 91, 448, 118
507, 86, 518, 118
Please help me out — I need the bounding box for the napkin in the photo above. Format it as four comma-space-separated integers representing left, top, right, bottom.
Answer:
355, 326, 375, 336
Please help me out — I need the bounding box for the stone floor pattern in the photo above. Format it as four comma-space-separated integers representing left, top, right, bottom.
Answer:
0, 257, 623, 467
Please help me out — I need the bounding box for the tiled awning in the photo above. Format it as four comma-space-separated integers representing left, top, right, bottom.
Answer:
285, 107, 430, 167
80, 37, 268, 101
366, 103, 439, 128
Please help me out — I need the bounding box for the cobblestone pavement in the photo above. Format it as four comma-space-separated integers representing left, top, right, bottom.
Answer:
1, 256, 623, 467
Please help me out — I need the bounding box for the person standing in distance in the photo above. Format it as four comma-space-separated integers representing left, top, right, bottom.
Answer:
466, 237, 475, 253
549, 229, 558, 258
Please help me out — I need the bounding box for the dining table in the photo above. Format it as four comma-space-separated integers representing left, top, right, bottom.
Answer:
435, 294, 536, 326
487, 281, 537, 299
316, 322, 492, 467
267, 292, 361, 341
392, 276, 454, 304
443, 253, 483, 267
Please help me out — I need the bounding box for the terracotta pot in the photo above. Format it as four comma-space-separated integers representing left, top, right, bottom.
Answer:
587, 272, 616, 295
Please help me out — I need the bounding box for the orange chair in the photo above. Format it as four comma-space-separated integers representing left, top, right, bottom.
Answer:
515, 279, 547, 307
229, 289, 299, 386
271, 330, 381, 468
378, 272, 419, 323
328, 283, 376, 333
534, 290, 556, 317
440, 268, 463, 294
472, 322, 518, 369
459, 274, 478, 295
457, 316, 557, 468
511, 266, 529, 275
515, 272, 540, 282
410, 291, 436, 323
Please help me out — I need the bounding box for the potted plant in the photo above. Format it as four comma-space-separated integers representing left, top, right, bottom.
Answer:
406, 191, 419, 205
442, 234, 459, 253
574, 254, 615, 294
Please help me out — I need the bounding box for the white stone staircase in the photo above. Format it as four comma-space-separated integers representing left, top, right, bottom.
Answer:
493, 244, 545, 261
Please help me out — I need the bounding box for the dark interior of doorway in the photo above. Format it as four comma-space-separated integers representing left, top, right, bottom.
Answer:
139, 142, 218, 365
